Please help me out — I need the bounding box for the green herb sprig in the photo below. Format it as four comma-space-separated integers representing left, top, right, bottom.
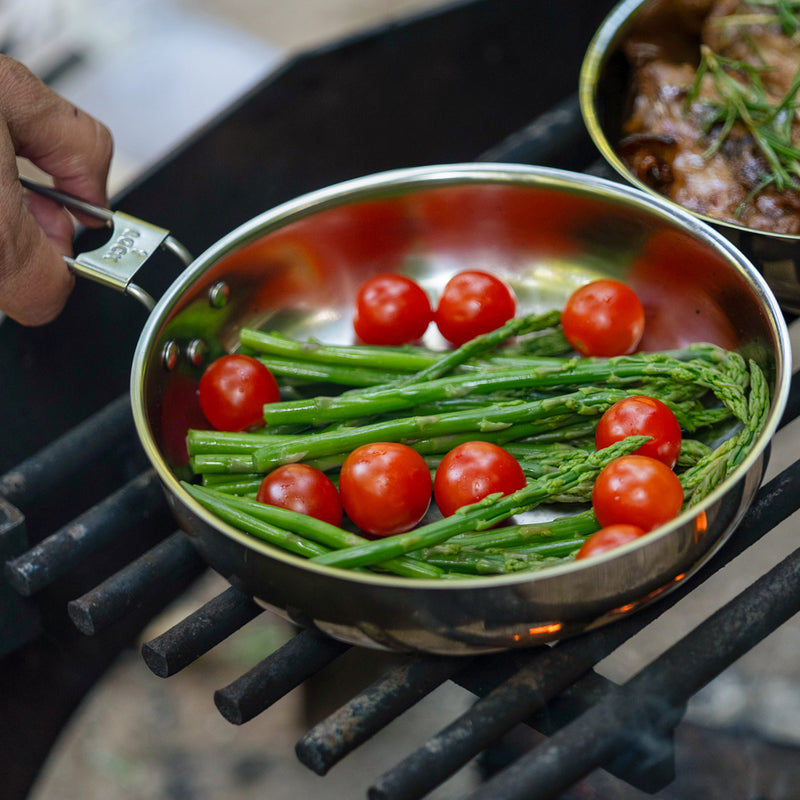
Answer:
689, 5, 800, 215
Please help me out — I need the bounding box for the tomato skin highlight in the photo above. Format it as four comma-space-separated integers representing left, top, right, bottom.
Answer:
575, 524, 647, 560
339, 442, 432, 536
198, 354, 280, 432
592, 454, 684, 532
562, 279, 645, 357
596, 395, 682, 468
353, 273, 432, 345
256, 464, 343, 526
434, 270, 516, 347
434, 441, 526, 517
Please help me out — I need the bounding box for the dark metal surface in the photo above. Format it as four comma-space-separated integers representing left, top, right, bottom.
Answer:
141, 584, 263, 678
467, 541, 800, 799
66, 530, 204, 635
0, 393, 135, 507
5, 469, 167, 596
296, 654, 466, 776
0, 498, 40, 657
214, 627, 350, 725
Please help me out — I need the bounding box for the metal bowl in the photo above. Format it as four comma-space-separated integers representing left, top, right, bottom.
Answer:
130, 163, 790, 655
579, 0, 800, 313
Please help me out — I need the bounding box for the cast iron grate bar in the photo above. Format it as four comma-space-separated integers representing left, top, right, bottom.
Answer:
141, 585, 263, 678
67, 530, 205, 636
0, 393, 134, 508
4, 469, 167, 596
296, 653, 468, 776
214, 626, 351, 725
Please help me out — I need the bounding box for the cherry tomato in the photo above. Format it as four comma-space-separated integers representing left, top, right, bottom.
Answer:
562, 279, 645, 357
434, 441, 526, 517
596, 395, 682, 468
256, 464, 343, 526
575, 524, 647, 560
434, 270, 516, 347
339, 442, 432, 537
353, 273, 433, 345
198, 354, 280, 432
592, 454, 684, 532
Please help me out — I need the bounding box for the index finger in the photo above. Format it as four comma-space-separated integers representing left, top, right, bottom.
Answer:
0, 56, 113, 325
0, 55, 113, 208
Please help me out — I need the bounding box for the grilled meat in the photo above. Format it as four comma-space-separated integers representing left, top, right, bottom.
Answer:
620, 0, 800, 234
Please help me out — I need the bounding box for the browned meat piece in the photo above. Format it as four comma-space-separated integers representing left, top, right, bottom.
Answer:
622, 59, 749, 223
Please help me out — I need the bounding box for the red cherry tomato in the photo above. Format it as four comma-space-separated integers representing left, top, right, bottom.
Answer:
596, 395, 682, 468
339, 442, 432, 536
562, 279, 645, 357
256, 463, 343, 526
433, 441, 526, 517
198, 354, 280, 432
353, 273, 433, 345
575, 524, 647, 560
592, 454, 684, 532
434, 270, 516, 347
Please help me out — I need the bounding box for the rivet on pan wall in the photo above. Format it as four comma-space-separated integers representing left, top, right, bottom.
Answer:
186, 339, 208, 368
161, 340, 180, 371
208, 281, 230, 308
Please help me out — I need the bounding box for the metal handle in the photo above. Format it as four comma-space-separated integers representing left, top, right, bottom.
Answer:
21, 178, 193, 312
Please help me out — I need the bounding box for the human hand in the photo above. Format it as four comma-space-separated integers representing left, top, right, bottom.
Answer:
0, 54, 113, 326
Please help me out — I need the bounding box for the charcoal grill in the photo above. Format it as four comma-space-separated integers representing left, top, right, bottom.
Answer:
3, 1, 800, 797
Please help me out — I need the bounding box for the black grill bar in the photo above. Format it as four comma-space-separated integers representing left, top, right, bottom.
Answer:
369, 653, 628, 799
465, 539, 800, 800
0, 393, 134, 508
0, 497, 41, 656
296, 653, 467, 776
141, 585, 263, 678
527, 670, 679, 794
214, 627, 350, 725
4, 469, 166, 596
66, 530, 204, 635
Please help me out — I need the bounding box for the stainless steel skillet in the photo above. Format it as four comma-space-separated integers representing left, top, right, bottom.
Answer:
28, 163, 791, 654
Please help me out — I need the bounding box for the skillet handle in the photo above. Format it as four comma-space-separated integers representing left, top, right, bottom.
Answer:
20, 177, 193, 312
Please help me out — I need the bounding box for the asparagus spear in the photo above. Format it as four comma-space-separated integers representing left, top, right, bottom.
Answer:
440, 508, 599, 550
252, 387, 632, 472
183, 483, 443, 579
421, 544, 583, 574
257, 347, 746, 428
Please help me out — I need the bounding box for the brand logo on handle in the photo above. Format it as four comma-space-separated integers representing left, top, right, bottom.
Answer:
102, 228, 150, 264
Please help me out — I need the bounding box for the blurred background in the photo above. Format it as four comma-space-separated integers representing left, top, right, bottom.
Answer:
2, 0, 452, 189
